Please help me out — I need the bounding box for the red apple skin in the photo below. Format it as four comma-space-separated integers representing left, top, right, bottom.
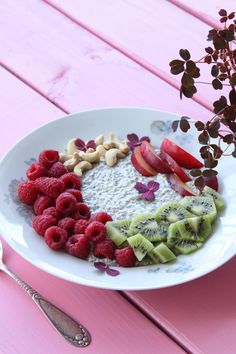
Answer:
167, 174, 197, 197
161, 138, 204, 169
140, 141, 172, 173
202, 175, 218, 192
160, 150, 191, 183
131, 146, 157, 177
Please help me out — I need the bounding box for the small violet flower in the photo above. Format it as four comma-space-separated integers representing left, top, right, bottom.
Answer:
75, 138, 96, 152
94, 262, 120, 277
127, 133, 151, 151
134, 180, 160, 201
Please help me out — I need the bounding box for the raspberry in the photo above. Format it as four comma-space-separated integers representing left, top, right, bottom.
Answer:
43, 206, 62, 220
55, 192, 77, 215
32, 214, 57, 236
44, 226, 68, 250
72, 203, 90, 220
35, 177, 65, 198
66, 235, 90, 259
58, 217, 75, 235
48, 162, 68, 178
34, 195, 53, 215
73, 219, 89, 234
26, 163, 46, 180
115, 247, 136, 267
93, 239, 116, 260
60, 173, 81, 190
85, 221, 106, 244
17, 181, 38, 205
39, 150, 59, 168
90, 212, 113, 224
66, 189, 83, 202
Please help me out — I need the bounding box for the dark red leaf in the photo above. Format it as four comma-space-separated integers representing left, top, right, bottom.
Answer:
195, 121, 205, 131
219, 9, 227, 16
190, 169, 202, 177
181, 85, 197, 98
172, 120, 179, 132
212, 78, 223, 90
180, 118, 190, 132
205, 47, 214, 54
179, 49, 191, 61
181, 73, 194, 87
198, 130, 209, 144
211, 65, 219, 77
194, 176, 205, 190
228, 12, 235, 19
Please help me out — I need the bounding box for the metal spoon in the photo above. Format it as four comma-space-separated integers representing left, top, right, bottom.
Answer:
0, 240, 91, 347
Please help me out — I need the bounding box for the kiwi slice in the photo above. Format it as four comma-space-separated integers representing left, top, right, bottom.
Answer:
127, 233, 154, 261
156, 202, 193, 223
167, 223, 202, 254
129, 213, 168, 242
180, 196, 217, 222
152, 243, 176, 263
177, 216, 212, 242
106, 219, 131, 246
201, 186, 225, 212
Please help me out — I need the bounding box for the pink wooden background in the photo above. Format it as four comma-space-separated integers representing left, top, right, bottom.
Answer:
0, 1, 235, 353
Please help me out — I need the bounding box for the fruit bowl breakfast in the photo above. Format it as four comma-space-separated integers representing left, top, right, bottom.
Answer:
16, 131, 225, 270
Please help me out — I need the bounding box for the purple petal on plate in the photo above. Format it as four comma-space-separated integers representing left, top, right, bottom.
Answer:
127, 141, 137, 151
94, 262, 107, 271
134, 182, 149, 193
86, 140, 96, 149
147, 180, 160, 192
127, 133, 139, 142
140, 136, 151, 143
75, 138, 86, 151
106, 267, 120, 277
140, 190, 155, 201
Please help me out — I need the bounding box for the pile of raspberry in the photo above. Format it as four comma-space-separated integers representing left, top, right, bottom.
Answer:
17, 150, 135, 267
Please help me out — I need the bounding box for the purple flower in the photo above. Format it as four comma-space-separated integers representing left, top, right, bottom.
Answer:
75, 138, 96, 152
94, 262, 120, 277
127, 133, 151, 151
134, 180, 160, 201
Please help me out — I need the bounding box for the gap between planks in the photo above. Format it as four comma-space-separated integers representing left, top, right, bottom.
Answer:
42, 0, 213, 114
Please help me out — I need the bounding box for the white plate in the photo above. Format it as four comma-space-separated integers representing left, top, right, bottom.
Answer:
0, 108, 235, 290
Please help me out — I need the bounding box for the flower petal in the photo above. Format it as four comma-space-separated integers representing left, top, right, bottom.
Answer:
127, 141, 138, 151
94, 262, 107, 271
127, 133, 139, 142
106, 267, 120, 276
140, 136, 151, 143
147, 181, 160, 192
134, 182, 149, 193
140, 191, 155, 201
86, 140, 96, 149
75, 138, 86, 151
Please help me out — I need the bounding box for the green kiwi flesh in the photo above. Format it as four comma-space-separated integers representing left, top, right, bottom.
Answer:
152, 243, 176, 263
201, 186, 225, 212
127, 233, 154, 261
129, 213, 168, 242
106, 219, 131, 246
167, 223, 203, 254
155, 202, 193, 223
180, 196, 217, 222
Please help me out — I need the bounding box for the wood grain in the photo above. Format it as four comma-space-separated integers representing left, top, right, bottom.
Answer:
0, 0, 211, 120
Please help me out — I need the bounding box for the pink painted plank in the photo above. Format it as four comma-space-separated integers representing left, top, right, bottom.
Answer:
0, 0, 213, 118
45, 0, 224, 105
126, 257, 236, 354
0, 67, 185, 354
168, 0, 235, 28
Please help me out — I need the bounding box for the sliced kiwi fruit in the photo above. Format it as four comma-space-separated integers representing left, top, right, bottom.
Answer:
127, 233, 154, 261
167, 223, 203, 254
155, 202, 193, 223
201, 186, 225, 212
176, 216, 212, 242
180, 196, 217, 223
151, 243, 176, 263
129, 213, 168, 242
106, 219, 131, 246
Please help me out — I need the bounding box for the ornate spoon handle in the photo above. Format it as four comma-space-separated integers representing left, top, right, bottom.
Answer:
1, 264, 91, 347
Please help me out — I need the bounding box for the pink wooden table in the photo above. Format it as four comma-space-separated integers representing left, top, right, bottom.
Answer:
0, 1, 235, 353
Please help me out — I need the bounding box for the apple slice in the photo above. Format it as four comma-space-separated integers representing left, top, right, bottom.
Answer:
160, 150, 191, 183
167, 173, 197, 197
140, 141, 171, 173
203, 175, 218, 192
161, 138, 204, 169
131, 146, 157, 177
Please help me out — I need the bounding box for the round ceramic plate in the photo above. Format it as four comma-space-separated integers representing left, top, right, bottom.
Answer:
0, 108, 235, 290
